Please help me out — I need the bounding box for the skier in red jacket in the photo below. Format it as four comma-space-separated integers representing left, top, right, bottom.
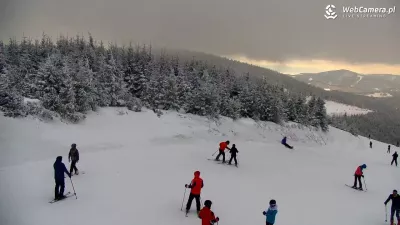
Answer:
215, 141, 230, 163
198, 200, 219, 225
185, 171, 204, 214
351, 164, 367, 190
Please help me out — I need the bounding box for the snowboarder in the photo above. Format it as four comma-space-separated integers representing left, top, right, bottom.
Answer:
198, 200, 219, 225
228, 144, 239, 166
215, 141, 230, 163
185, 171, 204, 214
370, 141, 372, 148
388, 145, 391, 154
263, 199, 278, 225
391, 152, 398, 167
281, 137, 293, 149
68, 143, 80, 176
384, 189, 400, 225
351, 164, 367, 190
53, 156, 71, 200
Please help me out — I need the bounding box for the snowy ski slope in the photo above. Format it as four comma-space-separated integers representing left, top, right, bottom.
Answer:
0, 107, 398, 225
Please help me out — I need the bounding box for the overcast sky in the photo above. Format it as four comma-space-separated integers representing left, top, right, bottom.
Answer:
0, 0, 399, 74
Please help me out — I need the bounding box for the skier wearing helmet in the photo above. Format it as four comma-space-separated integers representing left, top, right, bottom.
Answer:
185, 171, 204, 215
68, 143, 80, 176
198, 200, 219, 225
263, 199, 278, 225
352, 164, 367, 190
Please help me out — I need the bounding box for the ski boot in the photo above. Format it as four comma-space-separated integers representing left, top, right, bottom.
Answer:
75, 170, 79, 175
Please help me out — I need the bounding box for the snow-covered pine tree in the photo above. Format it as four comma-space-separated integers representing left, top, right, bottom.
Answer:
294, 95, 308, 124
105, 52, 128, 106
286, 96, 298, 122
36, 53, 77, 120
307, 95, 319, 127
133, 45, 151, 98
237, 73, 257, 119
73, 57, 96, 112
315, 97, 329, 131
184, 69, 219, 118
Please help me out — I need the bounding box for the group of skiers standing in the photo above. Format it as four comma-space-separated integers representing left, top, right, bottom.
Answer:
184, 170, 278, 225
53, 143, 80, 200
182, 140, 277, 225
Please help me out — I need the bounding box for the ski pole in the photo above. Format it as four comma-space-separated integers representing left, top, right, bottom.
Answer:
180, 186, 187, 211
385, 205, 388, 222
69, 177, 78, 199
212, 150, 218, 156
362, 177, 367, 191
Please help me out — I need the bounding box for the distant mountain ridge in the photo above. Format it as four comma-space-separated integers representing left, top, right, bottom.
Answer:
292, 69, 400, 96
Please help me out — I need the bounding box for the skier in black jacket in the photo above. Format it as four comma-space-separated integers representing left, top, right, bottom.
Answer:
228, 144, 239, 166
68, 143, 80, 175
391, 152, 398, 167
53, 156, 71, 200
388, 145, 391, 154
385, 190, 400, 225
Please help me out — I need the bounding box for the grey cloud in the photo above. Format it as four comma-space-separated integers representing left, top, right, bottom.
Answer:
0, 0, 399, 64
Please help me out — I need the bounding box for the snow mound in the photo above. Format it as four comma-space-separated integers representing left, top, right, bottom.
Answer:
0, 108, 397, 225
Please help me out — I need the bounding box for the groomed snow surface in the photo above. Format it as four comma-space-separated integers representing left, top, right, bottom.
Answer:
1, 107, 398, 225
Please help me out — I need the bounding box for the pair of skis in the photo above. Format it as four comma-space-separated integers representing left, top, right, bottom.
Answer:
207, 158, 238, 167
345, 184, 367, 192
49, 192, 74, 203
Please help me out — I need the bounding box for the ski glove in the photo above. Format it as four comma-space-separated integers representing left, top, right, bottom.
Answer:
262, 211, 266, 215
362, 175, 364, 178
211, 217, 219, 223
185, 184, 188, 188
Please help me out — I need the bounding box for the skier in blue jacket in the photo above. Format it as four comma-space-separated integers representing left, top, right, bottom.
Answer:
53, 156, 71, 200
263, 199, 278, 225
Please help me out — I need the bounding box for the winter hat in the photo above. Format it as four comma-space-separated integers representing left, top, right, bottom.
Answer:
226, 140, 230, 144
194, 171, 200, 177
56, 156, 62, 161
394, 190, 398, 193
204, 200, 212, 207
71, 143, 77, 148
269, 199, 276, 206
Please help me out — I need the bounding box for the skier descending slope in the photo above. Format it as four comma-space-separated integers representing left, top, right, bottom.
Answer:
68, 143, 80, 176
228, 144, 239, 166
215, 141, 231, 163
391, 152, 398, 167
281, 137, 293, 149
351, 164, 367, 190
198, 200, 219, 225
185, 171, 204, 215
53, 156, 71, 200
263, 199, 278, 225
384, 190, 400, 225
388, 145, 391, 153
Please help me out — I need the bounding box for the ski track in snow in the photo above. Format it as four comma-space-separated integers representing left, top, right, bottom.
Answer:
0, 107, 399, 225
